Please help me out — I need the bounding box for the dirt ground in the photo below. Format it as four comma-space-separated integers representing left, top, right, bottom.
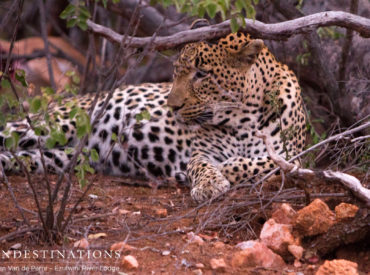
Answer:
0, 173, 369, 274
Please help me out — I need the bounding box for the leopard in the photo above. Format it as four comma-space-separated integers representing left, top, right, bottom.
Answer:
0, 31, 306, 203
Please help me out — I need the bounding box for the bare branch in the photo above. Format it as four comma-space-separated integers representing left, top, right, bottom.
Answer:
256, 129, 370, 205
37, 0, 56, 91
87, 11, 370, 50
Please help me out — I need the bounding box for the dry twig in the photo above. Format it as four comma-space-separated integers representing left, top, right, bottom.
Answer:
256, 130, 370, 205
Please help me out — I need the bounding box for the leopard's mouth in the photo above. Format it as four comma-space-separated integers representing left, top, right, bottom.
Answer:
171, 103, 185, 112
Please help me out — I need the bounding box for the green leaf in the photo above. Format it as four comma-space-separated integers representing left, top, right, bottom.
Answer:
5, 131, 20, 150
102, 0, 108, 8
230, 17, 239, 33
69, 107, 78, 119
136, 109, 151, 122
34, 127, 42, 136
76, 125, 87, 139
246, 5, 256, 19
77, 21, 88, 31
111, 132, 117, 142
5, 137, 13, 149
163, 0, 172, 8
206, 3, 217, 18
41, 86, 55, 96
64, 147, 74, 155
15, 70, 28, 87
84, 163, 95, 174
67, 18, 77, 28
1, 79, 10, 89
79, 6, 91, 18
235, 0, 243, 12
60, 4, 75, 19
45, 138, 56, 149
90, 148, 99, 162
11, 131, 19, 148
51, 130, 67, 146
112, 0, 120, 3
30, 97, 42, 113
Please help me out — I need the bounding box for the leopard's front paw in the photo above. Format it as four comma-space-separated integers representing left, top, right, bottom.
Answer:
190, 177, 230, 203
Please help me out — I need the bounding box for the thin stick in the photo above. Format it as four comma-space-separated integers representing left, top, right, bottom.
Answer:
0, 165, 30, 226
37, 0, 56, 91
0, 227, 42, 242
256, 130, 370, 205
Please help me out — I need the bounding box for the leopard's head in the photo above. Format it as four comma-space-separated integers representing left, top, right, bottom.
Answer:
167, 32, 264, 125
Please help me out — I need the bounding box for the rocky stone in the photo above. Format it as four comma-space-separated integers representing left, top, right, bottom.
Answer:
73, 238, 89, 249
93, 201, 105, 209
187, 232, 204, 245
260, 218, 298, 256
271, 203, 296, 224
288, 244, 304, 260
161, 250, 170, 256
10, 243, 21, 250
335, 203, 359, 221
294, 199, 335, 236
232, 240, 285, 268
210, 258, 227, 271
213, 241, 225, 249
155, 208, 168, 217
193, 269, 203, 275
121, 255, 139, 270
294, 259, 302, 268
88, 233, 107, 240
315, 259, 359, 275
195, 263, 204, 268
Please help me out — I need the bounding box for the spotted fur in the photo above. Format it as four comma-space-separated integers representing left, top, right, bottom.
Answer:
0, 33, 306, 202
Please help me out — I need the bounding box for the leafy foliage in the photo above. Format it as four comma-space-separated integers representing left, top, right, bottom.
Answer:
60, 2, 91, 30
151, 0, 259, 32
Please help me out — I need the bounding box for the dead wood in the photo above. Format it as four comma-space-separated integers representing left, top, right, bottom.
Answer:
87, 11, 370, 51
255, 128, 370, 205
307, 208, 370, 257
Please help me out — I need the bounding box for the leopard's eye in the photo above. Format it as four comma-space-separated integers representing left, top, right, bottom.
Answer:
194, 70, 208, 79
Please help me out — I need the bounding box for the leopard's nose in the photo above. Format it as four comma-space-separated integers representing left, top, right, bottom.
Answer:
167, 90, 184, 109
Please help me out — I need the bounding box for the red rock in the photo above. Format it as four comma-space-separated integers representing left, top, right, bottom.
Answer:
232, 240, 285, 268
288, 244, 304, 260
213, 241, 225, 249
121, 255, 139, 269
335, 203, 359, 221
315, 259, 359, 275
260, 218, 298, 256
195, 263, 204, 268
210, 258, 227, 271
155, 208, 168, 217
271, 203, 296, 224
73, 238, 89, 249
294, 199, 335, 236
294, 259, 302, 267
187, 232, 204, 245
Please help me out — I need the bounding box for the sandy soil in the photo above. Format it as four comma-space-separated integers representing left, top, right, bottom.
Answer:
0, 173, 368, 274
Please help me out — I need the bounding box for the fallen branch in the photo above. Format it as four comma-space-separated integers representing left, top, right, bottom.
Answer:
0, 227, 42, 242
87, 11, 370, 50
308, 208, 370, 256
256, 130, 370, 205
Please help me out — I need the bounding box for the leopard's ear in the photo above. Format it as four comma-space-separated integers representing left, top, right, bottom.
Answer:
227, 39, 264, 64
190, 19, 210, 30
